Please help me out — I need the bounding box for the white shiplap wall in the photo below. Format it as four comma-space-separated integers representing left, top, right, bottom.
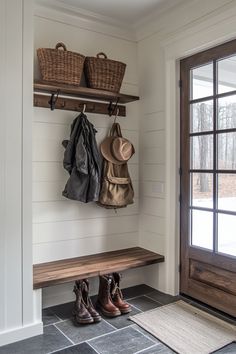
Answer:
138, 44, 166, 291
33, 16, 141, 306
137, 0, 236, 294
0, 0, 43, 346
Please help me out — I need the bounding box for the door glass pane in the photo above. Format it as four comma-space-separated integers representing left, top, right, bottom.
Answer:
191, 135, 213, 169
191, 209, 213, 250
218, 95, 236, 130
218, 132, 236, 169
191, 173, 213, 208
190, 100, 213, 133
218, 213, 236, 256
218, 174, 236, 212
191, 63, 213, 100
218, 55, 236, 94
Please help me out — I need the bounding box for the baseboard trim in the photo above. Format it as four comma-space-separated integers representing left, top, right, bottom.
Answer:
0, 322, 43, 347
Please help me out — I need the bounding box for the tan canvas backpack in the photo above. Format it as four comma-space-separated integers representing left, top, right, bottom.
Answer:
98, 123, 134, 209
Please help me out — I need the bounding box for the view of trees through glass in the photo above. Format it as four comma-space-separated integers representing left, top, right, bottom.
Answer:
189, 56, 236, 256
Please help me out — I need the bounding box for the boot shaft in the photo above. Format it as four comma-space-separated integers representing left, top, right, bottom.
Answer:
112, 272, 121, 287
73, 280, 94, 324
98, 275, 113, 304
111, 273, 131, 314
110, 272, 122, 298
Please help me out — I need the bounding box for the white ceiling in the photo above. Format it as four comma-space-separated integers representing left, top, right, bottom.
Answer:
51, 0, 183, 25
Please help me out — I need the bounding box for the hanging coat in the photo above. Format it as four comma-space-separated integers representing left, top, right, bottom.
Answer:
62, 112, 102, 203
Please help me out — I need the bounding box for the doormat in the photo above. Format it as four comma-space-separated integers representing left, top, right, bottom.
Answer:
130, 300, 236, 354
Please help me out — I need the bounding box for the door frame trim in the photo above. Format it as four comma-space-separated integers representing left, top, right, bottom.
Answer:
163, 9, 236, 295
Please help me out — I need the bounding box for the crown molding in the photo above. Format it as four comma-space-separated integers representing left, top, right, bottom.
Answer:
34, 0, 234, 43
34, 0, 137, 42
161, 0, 236, 51
135, 0, 234, 41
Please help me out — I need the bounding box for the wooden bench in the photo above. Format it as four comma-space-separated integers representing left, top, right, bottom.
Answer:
33, 247, 164, 289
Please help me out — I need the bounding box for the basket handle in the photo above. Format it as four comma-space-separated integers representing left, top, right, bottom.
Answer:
55, 42, 67, 51
96, 52, 107, 59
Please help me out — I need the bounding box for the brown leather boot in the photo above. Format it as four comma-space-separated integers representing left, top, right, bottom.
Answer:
79, 279, 101, 323
72, 281, 94, 324
96, 275, 121, 317
111, 273, 132, 314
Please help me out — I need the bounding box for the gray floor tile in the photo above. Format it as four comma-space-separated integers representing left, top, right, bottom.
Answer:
147, 290, 179, 305
52, 342, 98, 353
101, 305, 141, 329
89, 326, 155, 354
43, 308, 60, 326
213, 342, 236, 353
56, 318, 115, 344
3, 285, 234, 354
122, 285, 155, 300
0, 325, 71, 354
128, 295, 162, 311
137, 343, 176, 353
131, 324, 160, 343
51, 302, 74, 320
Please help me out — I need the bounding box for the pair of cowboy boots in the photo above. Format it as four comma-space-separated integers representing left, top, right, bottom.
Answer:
72, 279, 101, 325
96, 273, 131, 317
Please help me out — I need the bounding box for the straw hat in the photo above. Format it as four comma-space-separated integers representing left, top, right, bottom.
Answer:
101, 136, 135, 165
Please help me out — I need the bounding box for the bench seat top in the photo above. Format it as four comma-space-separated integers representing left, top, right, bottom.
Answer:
33, 247, 164, 289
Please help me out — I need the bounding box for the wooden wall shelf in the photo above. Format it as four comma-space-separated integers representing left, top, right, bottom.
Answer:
33, 80, 139, 116
33, 247, 164, 289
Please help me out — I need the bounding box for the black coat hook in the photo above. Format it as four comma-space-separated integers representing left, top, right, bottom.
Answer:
48, 90, 60, 111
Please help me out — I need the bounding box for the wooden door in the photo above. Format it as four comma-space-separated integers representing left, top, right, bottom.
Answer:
180, 39, 236, 316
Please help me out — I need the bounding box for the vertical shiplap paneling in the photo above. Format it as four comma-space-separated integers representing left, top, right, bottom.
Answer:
22, 0, 34, 326
0, 0, 23, 332
0, 0, 43, 344
33, 16, 140, 271
0, 0, 7, 333
4, 0, 23, 329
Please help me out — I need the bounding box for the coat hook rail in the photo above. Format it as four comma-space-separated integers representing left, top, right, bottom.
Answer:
34, 94, 126, 117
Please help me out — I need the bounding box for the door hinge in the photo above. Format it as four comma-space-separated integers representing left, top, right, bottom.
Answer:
179, 79, 182, 88
178, 264, 182, 273
179, 167, 182, 176
179, 194, 182, 203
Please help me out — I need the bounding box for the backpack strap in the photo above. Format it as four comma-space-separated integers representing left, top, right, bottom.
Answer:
110, 123, 123, 137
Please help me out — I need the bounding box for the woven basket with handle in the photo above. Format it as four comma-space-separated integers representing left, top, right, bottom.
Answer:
84, 53, 126, 93
37, 42, 85, 85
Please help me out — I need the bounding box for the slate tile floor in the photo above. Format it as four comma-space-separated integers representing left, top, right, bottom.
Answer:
0, 284, 235, 354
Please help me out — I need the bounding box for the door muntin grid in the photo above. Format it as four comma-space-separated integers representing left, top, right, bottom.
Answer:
189, 58, 236, 257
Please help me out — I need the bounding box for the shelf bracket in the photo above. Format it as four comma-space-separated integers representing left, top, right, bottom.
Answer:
108, 98, 119, 117
48, 90, 60, 111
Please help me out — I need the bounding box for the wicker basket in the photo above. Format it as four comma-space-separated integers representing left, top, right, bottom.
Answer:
37, 42, 85, 85
84, 53, 126, 92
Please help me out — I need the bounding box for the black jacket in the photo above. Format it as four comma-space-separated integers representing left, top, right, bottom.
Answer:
62, 113, 102, 203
